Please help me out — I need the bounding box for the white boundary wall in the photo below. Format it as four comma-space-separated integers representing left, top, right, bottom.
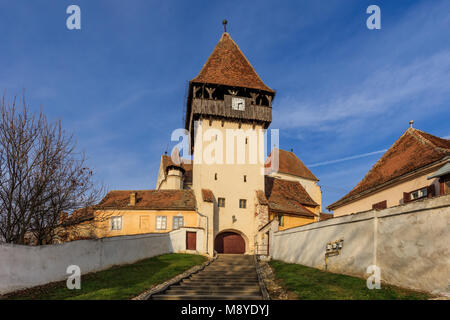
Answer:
271, 195, 450, 295
0, 227, 204, 294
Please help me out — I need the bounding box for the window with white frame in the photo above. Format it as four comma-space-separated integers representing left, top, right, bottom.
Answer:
156, 216, 167, 230
410, 187, 427, 200
111, 216, 122, 230
173, 216, 184, 230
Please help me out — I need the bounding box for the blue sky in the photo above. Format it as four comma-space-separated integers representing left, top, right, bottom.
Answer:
1, 0, 449, 211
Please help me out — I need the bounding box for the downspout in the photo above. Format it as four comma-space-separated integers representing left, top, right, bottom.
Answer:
196, 210, 209, 255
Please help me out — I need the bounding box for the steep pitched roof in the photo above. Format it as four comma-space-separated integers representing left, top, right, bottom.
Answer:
265, 149, 318, 181
265, 176, 318, 217
191, 32, 274, 92
98, 190, 196, 210
328, 128, 450, 209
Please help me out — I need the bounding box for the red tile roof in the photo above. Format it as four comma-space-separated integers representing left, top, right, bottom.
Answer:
202, 189, 214, 202
191, 33, 274, 93
256, 190, 268, 205
266, 149, 318, 181
265, 176, 318, 217
328, 128, 450, 209
98, 190, 196, 210
319, 212, 334, 221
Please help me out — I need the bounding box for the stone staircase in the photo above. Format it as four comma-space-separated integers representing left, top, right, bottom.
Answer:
151, 254, 263, 300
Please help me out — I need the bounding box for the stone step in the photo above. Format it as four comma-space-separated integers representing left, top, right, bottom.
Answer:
174, 285, 261, 291
180, 281, 258, 287
192, 271, 258, 279
152, 294, 263, 300
188, 276, 258, 281
166, 288, 261, 295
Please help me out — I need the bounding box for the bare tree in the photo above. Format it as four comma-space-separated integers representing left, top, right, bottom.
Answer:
0, 94, 103, 245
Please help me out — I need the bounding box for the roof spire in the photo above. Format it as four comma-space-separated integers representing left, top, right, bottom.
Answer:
222, 19, 228, 33
409, 120, 414, 128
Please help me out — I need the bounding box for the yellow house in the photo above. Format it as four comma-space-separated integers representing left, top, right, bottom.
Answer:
327, 127, 450, 216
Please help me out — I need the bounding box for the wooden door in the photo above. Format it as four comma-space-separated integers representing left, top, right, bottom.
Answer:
186, 231, 196, 250
214, 232, 245, 254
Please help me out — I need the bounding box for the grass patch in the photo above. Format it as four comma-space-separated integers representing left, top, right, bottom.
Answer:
269, 260, 432, 300
6, 253, 206, 300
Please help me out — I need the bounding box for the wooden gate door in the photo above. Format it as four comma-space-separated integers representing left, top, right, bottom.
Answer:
214, 232, 245, 254
186, 231, 196, 250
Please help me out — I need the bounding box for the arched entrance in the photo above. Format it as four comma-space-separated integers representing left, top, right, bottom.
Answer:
214, 231, 246, 254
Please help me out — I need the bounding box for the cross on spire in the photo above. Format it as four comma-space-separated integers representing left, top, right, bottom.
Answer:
222, 19, 228, 33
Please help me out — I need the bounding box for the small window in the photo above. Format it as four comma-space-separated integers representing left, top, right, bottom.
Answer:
279, 215, 284, 227
243, 175, 247, 182
173, 216, 184, 230
214, 173, 218, 180
239, 199, 247, 209
111, 216, 122, 230
218, 198, 225, 207
156, 216, 167, 230
410, 188, 427, 200
372, 200, 387, 210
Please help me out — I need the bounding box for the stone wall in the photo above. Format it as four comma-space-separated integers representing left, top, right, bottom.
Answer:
0, 227, 204, 295
271, 195, 450, 295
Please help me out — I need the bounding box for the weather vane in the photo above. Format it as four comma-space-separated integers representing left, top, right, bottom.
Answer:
222, 19, 228, 33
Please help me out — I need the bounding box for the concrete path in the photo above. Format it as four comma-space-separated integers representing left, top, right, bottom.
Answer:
151, 254, 263, 300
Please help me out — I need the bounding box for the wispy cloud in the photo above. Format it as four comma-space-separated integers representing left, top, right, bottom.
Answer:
274, 50, 450, 132
308, 149, 387, 168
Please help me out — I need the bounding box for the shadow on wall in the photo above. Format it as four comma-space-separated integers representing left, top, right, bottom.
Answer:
0, 227, 204, 295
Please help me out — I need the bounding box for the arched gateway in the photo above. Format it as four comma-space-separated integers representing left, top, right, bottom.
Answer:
214, 231, 246, 254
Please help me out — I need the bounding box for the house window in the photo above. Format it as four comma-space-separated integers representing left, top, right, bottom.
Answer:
279, 215, 285, 227
156, 216, 167, 230
173, 216, 184, 230
111, 216, 122, 230
218, 198, 225, 207
239, 199, 247, 209
372, 200, 387, 210
243, 175, 247, 182
404, 185, 433, 203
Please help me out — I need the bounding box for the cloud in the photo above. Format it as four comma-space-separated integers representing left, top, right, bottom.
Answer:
273, 50, 450, 132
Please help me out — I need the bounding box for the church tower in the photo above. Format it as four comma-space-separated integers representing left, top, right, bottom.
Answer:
186, 28, 275, 255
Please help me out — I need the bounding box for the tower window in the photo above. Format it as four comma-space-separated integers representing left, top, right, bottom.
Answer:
214, 173, 218, 180
244, 175, 247, 182
218, 198, 225, 207
239, 199, 247, 209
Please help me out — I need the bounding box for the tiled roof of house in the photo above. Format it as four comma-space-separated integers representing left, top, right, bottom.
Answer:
319, 212, 334, 221
256, 190, 268, 205
162, 154, 193, 185
98, 189, 196, 210
265, 176, 318, 217
265, 149, 318, 181
202, 189, 214, 202
328, 128, 450, 210
191, 32, 274, 93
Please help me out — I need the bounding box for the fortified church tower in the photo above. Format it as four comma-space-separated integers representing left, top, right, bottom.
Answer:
185, 26, 275, 255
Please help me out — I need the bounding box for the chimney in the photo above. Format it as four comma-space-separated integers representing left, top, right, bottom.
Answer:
129, 192, 136, 206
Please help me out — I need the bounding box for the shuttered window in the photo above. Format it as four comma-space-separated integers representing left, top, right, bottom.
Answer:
218, 198, 225, 207
372, 200, 387, 210
239, 199, 247, 208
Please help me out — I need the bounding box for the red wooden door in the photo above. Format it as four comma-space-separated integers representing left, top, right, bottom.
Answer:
186, 232, 196, 250
214, 232, 245, 254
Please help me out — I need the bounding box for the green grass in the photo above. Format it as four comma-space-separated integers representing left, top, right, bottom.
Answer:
6, 253, 206, 300
269, 260, 432, 300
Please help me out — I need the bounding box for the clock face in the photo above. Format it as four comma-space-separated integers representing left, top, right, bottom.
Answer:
232, 97, 245, 111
